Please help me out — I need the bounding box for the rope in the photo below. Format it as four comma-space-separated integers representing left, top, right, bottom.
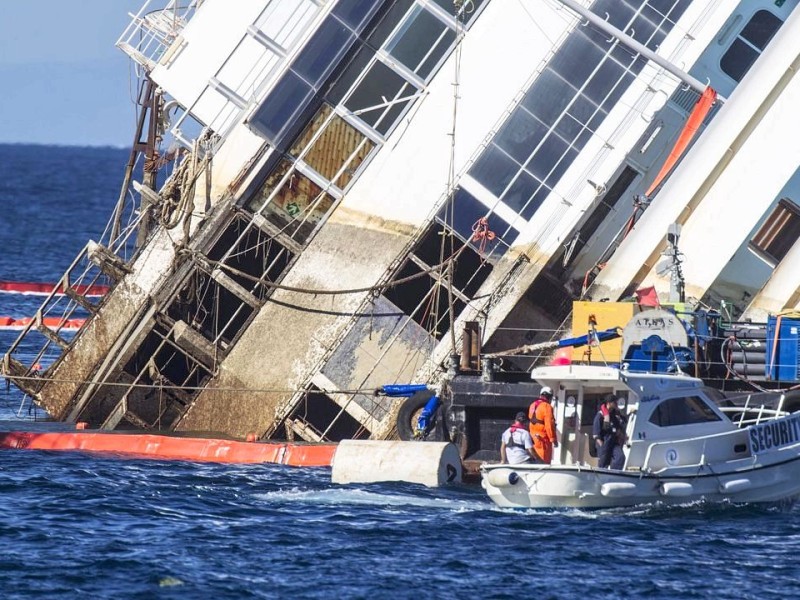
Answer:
187, 246, 466, 297
0, 372, 390, 397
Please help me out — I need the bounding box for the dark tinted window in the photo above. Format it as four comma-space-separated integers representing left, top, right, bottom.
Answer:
333, 0, 382, 29
293, 17, 355, 86
720, 10, 783, 82
470, 143, 520, 197
494, 108, 547, 164
740, 10, 782, 50
649, 396, 722, 427
387, 6, 456, 78
435, 188, 514, 257
721, 38, 759, 82
344, 60, 417, 134
250, 72, 313, 141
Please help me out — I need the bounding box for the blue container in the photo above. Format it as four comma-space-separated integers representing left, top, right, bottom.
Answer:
766, 316, 800, 381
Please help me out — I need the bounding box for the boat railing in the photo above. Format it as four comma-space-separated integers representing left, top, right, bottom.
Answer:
0, 218, 143, 392
718, 401, 790, 428
117, 1, 203, 71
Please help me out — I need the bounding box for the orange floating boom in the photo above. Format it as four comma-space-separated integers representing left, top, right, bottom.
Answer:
0, 431, 337, 467
0, 280, 109, 297
0, 317, 86, 330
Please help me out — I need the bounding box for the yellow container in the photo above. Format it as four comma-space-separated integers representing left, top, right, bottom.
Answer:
571, 301, 638, 363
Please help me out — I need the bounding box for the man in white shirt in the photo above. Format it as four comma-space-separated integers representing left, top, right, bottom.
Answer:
500, 412, 537, 464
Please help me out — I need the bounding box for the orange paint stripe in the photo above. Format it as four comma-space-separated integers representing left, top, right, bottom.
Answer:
0, 431, 336, 467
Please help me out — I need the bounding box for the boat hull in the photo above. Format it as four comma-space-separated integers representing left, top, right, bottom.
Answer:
481, 452, 800, 509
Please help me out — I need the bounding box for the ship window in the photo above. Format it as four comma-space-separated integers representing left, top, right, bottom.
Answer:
435, 187, 515, 259
549, 31, 607, 91
494, 107, 547, 165
556, 95, 603, 144
249, 71, 313, 142
384, 218, 495, 339
526, 133, 569, 183
343, 60, 419, 135
720, 10, 782, 82
470, 143, 521, 198
386, 4, 456, 79
244, 159, 336, 244
749, 198, 800, 265
290, 104, 376, 189
287, 385, 371, 442
218, 222, 295, 301
462, 0, 690, 224
740, 9, 782, 49
292, 16, 356, 86
501, 171, 549, 220
261, 170, 335, 244
333, 0, 383, 29
521, 69, 578, 129
367, 0, 415, 47
246, 159, 293, 213
649, 396, 722, 427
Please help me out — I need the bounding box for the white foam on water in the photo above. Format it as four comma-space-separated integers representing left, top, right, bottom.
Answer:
254, 486, 492, 512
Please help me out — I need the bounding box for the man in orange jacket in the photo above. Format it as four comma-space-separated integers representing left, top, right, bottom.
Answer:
528, 386, 558, 464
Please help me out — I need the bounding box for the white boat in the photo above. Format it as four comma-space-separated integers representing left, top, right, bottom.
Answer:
481, 365, 800, 508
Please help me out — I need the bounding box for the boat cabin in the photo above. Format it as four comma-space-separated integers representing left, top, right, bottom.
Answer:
535, 365, 752, 471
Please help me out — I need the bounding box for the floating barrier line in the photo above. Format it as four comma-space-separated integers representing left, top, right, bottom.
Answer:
0, 430, 337, 466
0, 281, 108, 297
0, 317, 86, 330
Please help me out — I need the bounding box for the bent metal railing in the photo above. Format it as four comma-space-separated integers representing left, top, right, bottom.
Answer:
1, 217, 143, 393
117, 1, 204, 71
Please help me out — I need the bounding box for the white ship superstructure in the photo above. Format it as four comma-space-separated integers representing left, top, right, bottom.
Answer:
3, 0, 799, 441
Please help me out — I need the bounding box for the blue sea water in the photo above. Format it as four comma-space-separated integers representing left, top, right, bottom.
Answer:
1, 144, 800, 599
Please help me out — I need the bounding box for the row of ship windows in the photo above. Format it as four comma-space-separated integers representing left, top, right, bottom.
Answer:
462, 0, 688, 242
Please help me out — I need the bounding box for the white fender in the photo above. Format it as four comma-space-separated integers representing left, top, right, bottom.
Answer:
331, 440, 462, 487
720, 478, 752, 493
660, 481, 694, 496
600, 482, 638, 497
485, 468, 520, 488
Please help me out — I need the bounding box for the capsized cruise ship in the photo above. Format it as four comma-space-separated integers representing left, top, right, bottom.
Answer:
3, 0, 800, 441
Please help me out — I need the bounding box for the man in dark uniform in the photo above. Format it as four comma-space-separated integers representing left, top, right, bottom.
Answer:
592, 394, 627, 469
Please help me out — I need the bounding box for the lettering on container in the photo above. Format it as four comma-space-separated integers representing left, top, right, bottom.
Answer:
749, 413, 800, 453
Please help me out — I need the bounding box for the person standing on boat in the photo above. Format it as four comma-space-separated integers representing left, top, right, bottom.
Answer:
528, 386, 558, 464
500, 412, 537, 465
593, 395, 627, 470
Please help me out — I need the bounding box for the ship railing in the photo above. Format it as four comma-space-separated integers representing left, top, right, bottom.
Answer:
1, 218, 142, 389
117, 0, 203, 71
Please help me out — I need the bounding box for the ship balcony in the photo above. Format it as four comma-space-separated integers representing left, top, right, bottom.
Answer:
117, 0, 204, 71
